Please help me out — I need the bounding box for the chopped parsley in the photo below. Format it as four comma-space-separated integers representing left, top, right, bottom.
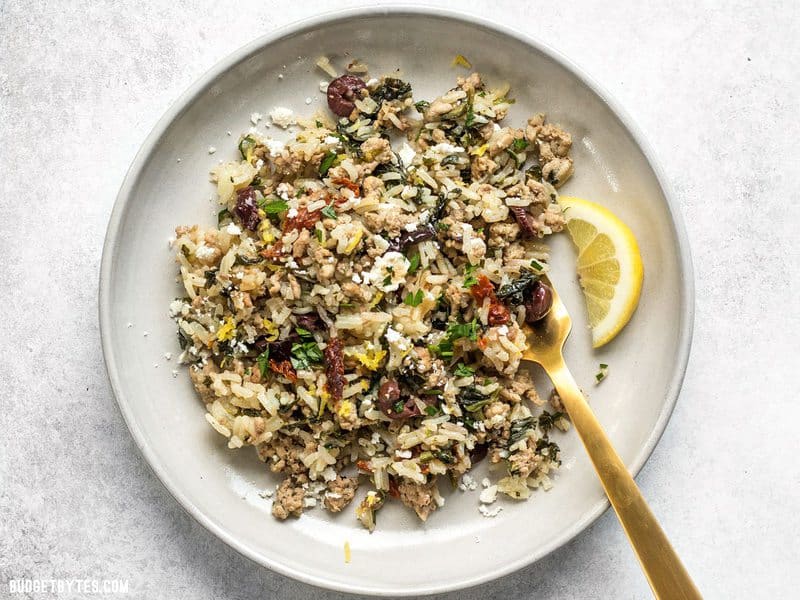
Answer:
321, 205, 337, 219
595, 363, 609, 383
529, 259, 544, 271
256, 349, 270, 378
319, 151, 337, 176
414, 100, 430, 113
238, 135, 257, 160
393, 399, 405, 414
458, 385, 493, 412
453, 363, 474, 378
295, 327, 313, 339
512, 138, 529, 152
290, 341, 323, 370
424, 405, 438, 416
462, 264, 479, 288
429, 318, 480, 357
314, 228, 324, 243
217, 208, 231, 225
407, 252, 421, 275
258, 198, 289, 214
403, 289, 424, 307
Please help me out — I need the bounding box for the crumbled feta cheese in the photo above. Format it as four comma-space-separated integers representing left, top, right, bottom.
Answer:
435, 495, 446, 508
255, 159, 264, 169
395, 449, 412, 459
385, 327, 402, 343
153, 363, 158, 368
278, 73, 284, 80
226, 130, 232, 136
323, 135, 341, 145
479, 504, 503, 518
403, 222, 418, 232
496, 324, 509, 336
269, 106, 296, 128
398, 142, 416, 166
250, 112, 263, 125
303, 497, 317, 507
305, 97, 312, 105
143, 331, 149, 337
226, 223, 242, 236
207, 146, 216, 155
171, 370, 178, 378
479, 485, 498, 504
319, 80, 329, 93
286, 207, 299, 219
276, 182, 292, 200
430, 142, 464, 154
365, 77, 379, 87
194, 244, 217, 260
126, 322, 133, 328
265, 138, 285, 157
481, 477, 491, 488
164, 352, 172, 361
351, 273, 362, 284
459, 474, 478, 491
370, 251, 410, 292
258, 489, 274, 498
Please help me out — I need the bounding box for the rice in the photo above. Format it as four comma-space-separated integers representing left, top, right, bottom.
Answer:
171, 69, 575, 528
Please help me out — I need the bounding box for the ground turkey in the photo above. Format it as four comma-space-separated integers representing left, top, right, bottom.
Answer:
397, 478, 440, 521
272, 477, 305, 520
323, 476, 359, 512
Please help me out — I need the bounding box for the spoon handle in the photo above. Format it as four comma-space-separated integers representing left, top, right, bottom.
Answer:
544, 358, 702, 599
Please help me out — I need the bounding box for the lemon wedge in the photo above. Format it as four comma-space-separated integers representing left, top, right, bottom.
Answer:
559, 196, 644, 348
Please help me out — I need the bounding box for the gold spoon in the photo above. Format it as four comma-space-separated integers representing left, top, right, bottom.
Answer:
521, 276, 701, 599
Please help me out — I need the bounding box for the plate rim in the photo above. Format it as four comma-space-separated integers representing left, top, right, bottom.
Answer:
98, 5, 695, 596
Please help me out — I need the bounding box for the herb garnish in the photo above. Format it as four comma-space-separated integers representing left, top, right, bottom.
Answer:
407, 252, 421, 275
321, 205, 337, 219
256, 349, 270, 378
512, 138, 529, 152
462, 264, 478, 288
453, 363, 474, 377
290, 341, 323, 370
319, 151, 337, 176
403, 289, 424, 307
258, 198, 289, 214
508, 417, 535, 447
595, 363, 609, 383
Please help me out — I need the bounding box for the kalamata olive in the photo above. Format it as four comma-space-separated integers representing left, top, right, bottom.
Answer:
326, 75, 366, 117
377, 380, 401, 413
524, 281, 553, 323
234, 186, 261, 231
294, 313, 322, 331
386, 223, 436, 252
470, 443, 488, 464
509, 205, 537, 238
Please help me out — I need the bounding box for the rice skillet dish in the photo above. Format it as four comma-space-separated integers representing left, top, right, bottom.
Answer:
170, 68, 574, 529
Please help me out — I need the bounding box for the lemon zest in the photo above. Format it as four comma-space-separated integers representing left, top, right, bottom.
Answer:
368, 291, 384, 308
354, 349, 386, 371
337, 400, 353, 418
262, 318, 280, 341
343, 227, 363, 254
216, 316, 236, 342
470, 144, 489, 156
452, 54, 472, 69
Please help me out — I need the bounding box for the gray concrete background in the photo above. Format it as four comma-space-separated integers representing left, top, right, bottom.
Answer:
1, 1, 798, 598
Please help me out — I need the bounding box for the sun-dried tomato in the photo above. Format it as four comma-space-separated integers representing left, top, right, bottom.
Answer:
357, 459, 372, 472
324, 337, 345, 403
269, 359, 297, 383
388, 477, 400, 498
477, 337, 488, 350
331, 177, 361, 197
260, 244, 285, 259
471, 275, 510, 326
282, 207, 322, 233
487, 302, 511, 326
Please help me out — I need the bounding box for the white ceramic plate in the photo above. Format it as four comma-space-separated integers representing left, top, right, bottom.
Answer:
100, 7, 693, 596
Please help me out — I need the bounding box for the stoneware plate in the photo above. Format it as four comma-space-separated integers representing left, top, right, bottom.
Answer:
99, 7, 693, 596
